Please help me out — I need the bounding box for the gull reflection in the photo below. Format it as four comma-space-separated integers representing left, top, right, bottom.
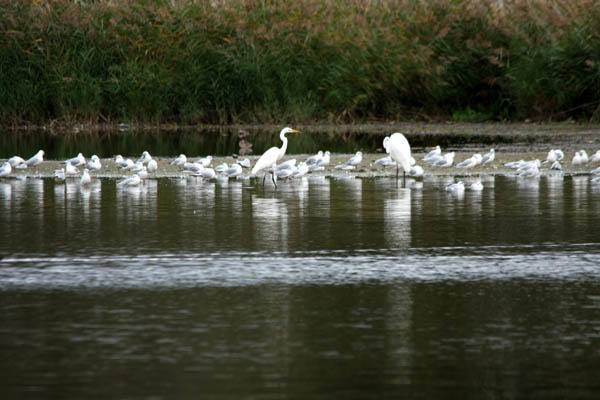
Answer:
252, 196, 288, 251
545, 175, 564, 213
572, 175, 588, 201
384, 189, 411, 248
307, 176, 330, 218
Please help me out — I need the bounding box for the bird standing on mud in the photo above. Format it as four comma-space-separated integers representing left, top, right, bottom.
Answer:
252, 127, 301, 187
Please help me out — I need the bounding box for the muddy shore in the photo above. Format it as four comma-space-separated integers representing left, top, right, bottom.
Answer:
3, 149, 599, 180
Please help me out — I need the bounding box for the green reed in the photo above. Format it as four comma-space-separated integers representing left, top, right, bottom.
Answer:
1, 0, 600, 125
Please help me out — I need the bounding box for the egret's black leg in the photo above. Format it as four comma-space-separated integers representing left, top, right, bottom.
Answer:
272, 172, 277, 188
262, 173, 267, 187
403, 171, 406, 188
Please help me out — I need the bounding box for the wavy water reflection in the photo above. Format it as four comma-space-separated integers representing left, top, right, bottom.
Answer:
2, 175, 600, 398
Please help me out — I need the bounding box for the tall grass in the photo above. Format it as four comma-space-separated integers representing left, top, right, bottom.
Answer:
1, 0, 600, 125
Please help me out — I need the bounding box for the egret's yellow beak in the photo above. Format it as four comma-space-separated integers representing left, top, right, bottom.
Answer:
292, 129, 301, 134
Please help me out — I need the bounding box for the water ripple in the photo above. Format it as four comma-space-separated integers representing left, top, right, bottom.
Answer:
2, 244, 599, 290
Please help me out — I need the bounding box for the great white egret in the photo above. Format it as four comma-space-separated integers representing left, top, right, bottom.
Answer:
384, 133, 412, 184
252, 127, 300, 187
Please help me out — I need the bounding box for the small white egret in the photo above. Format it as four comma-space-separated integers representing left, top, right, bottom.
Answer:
251, 127, 300, 187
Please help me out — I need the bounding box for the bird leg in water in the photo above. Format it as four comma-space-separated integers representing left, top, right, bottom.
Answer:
271, 171, 277, 188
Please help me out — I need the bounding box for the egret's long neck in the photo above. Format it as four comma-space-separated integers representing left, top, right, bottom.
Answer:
279, 132, 288, 160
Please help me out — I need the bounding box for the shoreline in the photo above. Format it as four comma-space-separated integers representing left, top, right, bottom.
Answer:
3, 150, 599, 180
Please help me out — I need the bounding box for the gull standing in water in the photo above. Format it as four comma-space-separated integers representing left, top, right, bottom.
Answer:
0, 162, 11, 178
117, 173, 142, 187
80, 168, 91, 186
251, 127, 301, 187
224, 163, 243, 178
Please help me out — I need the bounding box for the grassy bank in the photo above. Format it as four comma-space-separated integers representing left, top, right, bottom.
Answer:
1, 0, 600, 125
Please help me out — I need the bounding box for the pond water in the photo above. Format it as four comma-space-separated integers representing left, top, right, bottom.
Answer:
1, 175, 600, 399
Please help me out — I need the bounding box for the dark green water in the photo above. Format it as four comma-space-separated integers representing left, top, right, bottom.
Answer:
1, 175, 600, 399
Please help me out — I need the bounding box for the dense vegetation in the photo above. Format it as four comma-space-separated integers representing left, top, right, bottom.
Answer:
1, 0, 600, 125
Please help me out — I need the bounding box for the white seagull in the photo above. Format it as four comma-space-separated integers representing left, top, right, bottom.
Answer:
117, 174, 141, 187
147, 159, 158, 173
481, 149, 495, 164
25, 150, 44, 170
80, 169, 91, 185
305, 151, 323, 165
86, 155, 101, 171
197, 156, 213, 167
64, 153, 86, 167
0, 162, 11, 178
423, 146, 441, 161
237, 158, 251, 168
137, 151, 152, 165
170, 154, 187, 166
8, 156, 25, 168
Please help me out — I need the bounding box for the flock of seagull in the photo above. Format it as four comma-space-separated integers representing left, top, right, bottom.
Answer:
2, 127, 600, 193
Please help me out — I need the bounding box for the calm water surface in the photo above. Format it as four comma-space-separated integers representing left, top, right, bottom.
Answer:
1, 175, 600, 399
